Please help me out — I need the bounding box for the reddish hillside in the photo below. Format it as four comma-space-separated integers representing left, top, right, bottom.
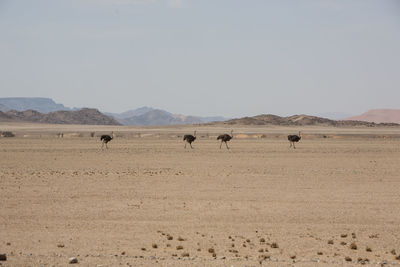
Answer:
346, 109, 400, 124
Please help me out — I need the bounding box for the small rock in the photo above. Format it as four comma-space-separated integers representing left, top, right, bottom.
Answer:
6, 243, 10, 246
68, 257, 78, 264
0, 254, 6, 261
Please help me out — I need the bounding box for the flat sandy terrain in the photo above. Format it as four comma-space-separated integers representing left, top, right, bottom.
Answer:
1, 123, 400, 266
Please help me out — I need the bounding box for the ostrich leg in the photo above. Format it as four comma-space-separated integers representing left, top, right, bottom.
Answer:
225, 142, 229, 149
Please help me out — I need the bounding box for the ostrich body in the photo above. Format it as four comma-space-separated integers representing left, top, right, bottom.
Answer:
100, 132, 115, 149
217, 130, 233, 149
183, 131, 196, 149
288, 131, 301, 149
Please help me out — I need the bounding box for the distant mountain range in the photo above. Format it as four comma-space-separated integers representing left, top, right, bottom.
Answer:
212, 114, 399, 127
0, 97, 398, 126
346, 109, 400, 124
106, 107, 227, 126
0, 97, 71, 113
0, 108, 121, 125
0, 98, 227, 126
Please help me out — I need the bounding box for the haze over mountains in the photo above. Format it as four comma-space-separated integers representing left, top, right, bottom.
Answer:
0, 98, 227, 126
346, 109, 400, 124
0, 97, 399, 126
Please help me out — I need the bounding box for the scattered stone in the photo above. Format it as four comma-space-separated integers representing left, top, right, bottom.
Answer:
345, 256, 352, 262
391, 249, 396, 255
0, 254, 6, 261
366, 246, 372, 252
212, 253, 217, 257
177, 237, 185, 241
176, 245, 183, 250
57, 244, 65, 248
396, 255, 400, 261
181, 252, 189, 257
369, 234, 379, 239
121, 251, 126, 255
246, 239, 250, 243
167, 235, 173, 240
352, 233, 356, 239
340, 241, 347, 246
317, 251, 323, 255
68, 257, 78, 264
290, 255, 296, 259
350, 242, 357, 250
340, 234, 348, 238
141, 248, 146, 251
208, 248, 215, 254
328, 239, 334, 245
6, 243, 10, 246
152, 244, 158, 249
258, 248, 264, 253
260, 238, 265, 243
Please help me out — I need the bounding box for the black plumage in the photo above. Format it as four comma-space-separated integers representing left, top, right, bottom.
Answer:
100, 132, 114, 149
183, 131, 197, 149
217, 130, 233, 149
288, 131, 301, 149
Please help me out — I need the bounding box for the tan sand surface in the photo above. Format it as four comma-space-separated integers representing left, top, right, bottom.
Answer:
1, 123, 400, 266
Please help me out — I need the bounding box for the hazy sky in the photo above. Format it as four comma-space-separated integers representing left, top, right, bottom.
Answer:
0, 0, 399, 117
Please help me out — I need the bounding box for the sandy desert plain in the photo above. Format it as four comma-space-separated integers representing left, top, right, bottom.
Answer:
1, 122, 400, 266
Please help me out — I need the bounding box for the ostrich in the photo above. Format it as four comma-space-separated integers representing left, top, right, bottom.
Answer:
217, 130, 233, 149
288, 131, 301, 149
100, 132, 115, 149
183, 131, 196, 149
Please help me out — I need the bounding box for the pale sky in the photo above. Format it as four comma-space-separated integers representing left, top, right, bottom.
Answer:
0, 0, 399, 117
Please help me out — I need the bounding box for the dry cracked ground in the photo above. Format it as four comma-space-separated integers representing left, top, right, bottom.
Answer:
1, 124, 400, 266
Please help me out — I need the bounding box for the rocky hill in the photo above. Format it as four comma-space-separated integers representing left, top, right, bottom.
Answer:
0, 97, 71, 113
0, 108, 121, 125
212, 114, 399, 127
346, 109, 400, 124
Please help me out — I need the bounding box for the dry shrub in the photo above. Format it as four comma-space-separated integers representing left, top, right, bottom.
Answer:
350, 242, 357, 250
176, 245, 183, 250
271, 242, 279, 248
328, 240, 334, 245
208, 248, 215, 254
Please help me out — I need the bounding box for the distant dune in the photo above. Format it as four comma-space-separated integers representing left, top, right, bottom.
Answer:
346, 109, 400, 124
